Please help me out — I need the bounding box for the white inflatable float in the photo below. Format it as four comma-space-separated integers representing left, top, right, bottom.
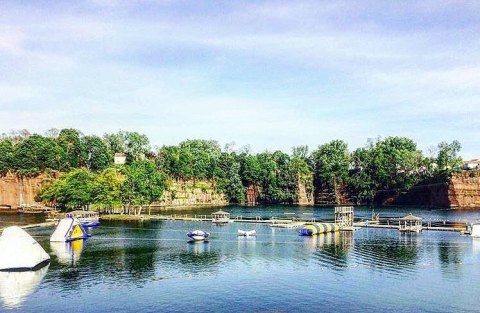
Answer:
50, 217, 90, 242
238, 229, 256, 236
0, 265, 49, 308
50, 240, 84, 266
187, 230, 210, 241
0, 226, 50, 272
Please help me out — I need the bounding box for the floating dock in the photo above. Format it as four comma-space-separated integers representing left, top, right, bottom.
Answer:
0, 213, 468, 233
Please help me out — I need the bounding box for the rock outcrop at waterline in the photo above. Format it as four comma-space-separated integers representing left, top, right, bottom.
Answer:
376, 170, 480, 208
0, 171, 479, 209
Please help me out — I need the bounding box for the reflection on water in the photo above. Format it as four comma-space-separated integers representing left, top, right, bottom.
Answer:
0, 265, 49, 308
2, 211, 480, 313
50, 240, 85, 266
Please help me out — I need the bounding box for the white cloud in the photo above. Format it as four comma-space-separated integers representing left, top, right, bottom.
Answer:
0, 0, 479, 158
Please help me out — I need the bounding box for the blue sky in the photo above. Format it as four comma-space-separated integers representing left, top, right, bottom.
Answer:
0, 1, 479, 158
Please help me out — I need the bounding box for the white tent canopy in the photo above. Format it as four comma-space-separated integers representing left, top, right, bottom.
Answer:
0, 226, 50, 271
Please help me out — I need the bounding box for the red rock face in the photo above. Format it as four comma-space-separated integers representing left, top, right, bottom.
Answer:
374, 171, 480, 208
449, 171, 480, 208
0, 173, 55, 208
245, 184, 261, 205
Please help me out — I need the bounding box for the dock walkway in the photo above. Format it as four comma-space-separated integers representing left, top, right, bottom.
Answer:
0, 215, 467, 233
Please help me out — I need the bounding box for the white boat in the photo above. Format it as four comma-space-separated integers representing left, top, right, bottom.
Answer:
187, 230, 210, 241
238, 229, 256, 236
0, 226, 50, 271
471, 223, 480, 238
50, 217, 90, 242
66, 211, 100, 228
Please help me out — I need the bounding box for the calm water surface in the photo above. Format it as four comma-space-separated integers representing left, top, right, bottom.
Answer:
1, 206, 480, 313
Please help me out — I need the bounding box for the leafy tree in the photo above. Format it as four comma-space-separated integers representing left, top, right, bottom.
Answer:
121, 160, 166, 215
93, 167, 124, 211
123, 131, 150, 162
103, 132, 125, 154
104, 131, 150, 163
291, 145, 309, 159
156, 145, 193, 180
13, 134, 66, 176
38, 169, 96, 210
240, 154, 262, 185
436, 140, 462, 171
179, 139, 221, 180
0, 139, 14, 176
311, 140, 350, 201
216, 152, 245, 203
57, 128, 83, 169
81, 135, 112, 171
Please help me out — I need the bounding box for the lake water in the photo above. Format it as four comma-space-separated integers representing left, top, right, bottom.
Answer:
1, 206, 480, 312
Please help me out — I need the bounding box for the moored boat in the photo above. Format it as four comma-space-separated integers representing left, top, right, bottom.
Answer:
471, 223, 480, 238
238, 229, 256, 236
66, 211, 100, 228
187, 230, 210, 241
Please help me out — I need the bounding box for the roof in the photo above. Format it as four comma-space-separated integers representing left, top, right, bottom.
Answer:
399, 213, 422, 221
114, 153, 126, 157
212, 210, 230, 215
464, 159, 480, 164
67, 210, 99, 215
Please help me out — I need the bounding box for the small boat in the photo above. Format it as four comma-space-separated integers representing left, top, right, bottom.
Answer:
81, 221, 101, 228
471, 223, 480, 238
187, 230, 210, 241
66, 211, 100, 227
238, 229, 256, 236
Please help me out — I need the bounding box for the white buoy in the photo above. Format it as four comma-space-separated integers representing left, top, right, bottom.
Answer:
0, 226, 50, 271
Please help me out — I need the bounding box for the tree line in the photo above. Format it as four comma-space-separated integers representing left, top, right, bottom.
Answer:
0, 129, 463, 211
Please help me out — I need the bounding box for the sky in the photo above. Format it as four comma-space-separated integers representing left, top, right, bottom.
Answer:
0, 1, 479, 158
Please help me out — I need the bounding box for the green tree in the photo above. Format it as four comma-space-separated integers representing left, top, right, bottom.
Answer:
93, 167, 124, 212
104, 131, 150, 163
216, 152, 245, 203
38, 169, 96, 210
121, 160, 166, 215
0, 139, 14, 176
81, 135, 112, 171
13, 134, 66, 176
436, 140, 462, 171
178, 139, 221, 180
311, 140, 350, 202
57, 128, 83, 169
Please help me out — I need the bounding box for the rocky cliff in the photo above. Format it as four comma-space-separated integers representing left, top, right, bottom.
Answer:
0, 172, 57, 208
154, 180, 228, 208
295, 182, 314, 205
449, 171, 480, 208
376, 171, 480, 208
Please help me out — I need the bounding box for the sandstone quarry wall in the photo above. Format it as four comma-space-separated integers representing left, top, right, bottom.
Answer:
0, 172, 56, 208
154, 180, 228, 208
449, 171, 480, 208
295, 182, 314, 205
376, 171, 480, 208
